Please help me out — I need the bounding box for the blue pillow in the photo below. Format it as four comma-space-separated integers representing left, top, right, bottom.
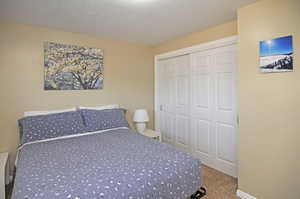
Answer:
80, 108, 129, 132
19, 111, 86, 145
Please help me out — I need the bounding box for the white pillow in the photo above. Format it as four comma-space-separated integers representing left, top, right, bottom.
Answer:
78, 104, 119, 110
24, 108, 76, 117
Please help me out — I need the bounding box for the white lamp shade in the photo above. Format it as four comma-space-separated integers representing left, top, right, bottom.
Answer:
133, 109, 149, 122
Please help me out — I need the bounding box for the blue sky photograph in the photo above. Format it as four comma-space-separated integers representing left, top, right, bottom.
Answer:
260, 35, 293, 57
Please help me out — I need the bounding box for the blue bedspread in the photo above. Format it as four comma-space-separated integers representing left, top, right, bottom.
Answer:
12, 128, 202, 199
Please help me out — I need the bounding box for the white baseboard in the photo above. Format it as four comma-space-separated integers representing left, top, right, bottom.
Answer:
236, 189, 257, 199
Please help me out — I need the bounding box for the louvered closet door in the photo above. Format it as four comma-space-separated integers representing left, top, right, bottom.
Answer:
190, 45, 237, 177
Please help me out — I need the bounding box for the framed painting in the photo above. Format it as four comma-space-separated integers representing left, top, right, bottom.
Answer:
44, 42, 104, 90
259, 35, 293, 73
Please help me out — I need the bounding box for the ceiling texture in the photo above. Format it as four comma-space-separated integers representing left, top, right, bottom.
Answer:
0, 0, 256, 45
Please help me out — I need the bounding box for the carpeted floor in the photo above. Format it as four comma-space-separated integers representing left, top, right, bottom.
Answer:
201, 165, 239, 199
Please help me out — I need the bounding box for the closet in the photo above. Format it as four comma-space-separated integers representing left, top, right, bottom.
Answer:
155, 36, 238, 177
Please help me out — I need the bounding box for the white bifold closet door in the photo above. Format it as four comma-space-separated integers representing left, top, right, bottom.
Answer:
157, 44, 237, 177
190, 45, 237, 177
158, 55, 191, 153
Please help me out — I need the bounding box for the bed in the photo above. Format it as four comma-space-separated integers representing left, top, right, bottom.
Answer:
12, 108, 206, 199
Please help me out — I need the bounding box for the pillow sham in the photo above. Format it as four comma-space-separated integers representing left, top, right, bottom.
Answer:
78, 104, 119, 110
80, 108, 129, 132
24, 107, 76, 117
19, 111, 86, 145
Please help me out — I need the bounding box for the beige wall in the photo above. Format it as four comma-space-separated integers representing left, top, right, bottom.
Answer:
154, 20, 237, 54
1, 0, 300, 197
0, 22, 154, 164
238, 0, 300, 198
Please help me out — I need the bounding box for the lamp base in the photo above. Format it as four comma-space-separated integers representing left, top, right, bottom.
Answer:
135, 122, 146, 133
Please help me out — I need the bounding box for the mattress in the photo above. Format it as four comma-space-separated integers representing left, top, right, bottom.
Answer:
12, 128, 202, 199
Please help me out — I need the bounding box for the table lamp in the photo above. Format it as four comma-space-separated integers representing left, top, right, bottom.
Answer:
133, 109, 149, 133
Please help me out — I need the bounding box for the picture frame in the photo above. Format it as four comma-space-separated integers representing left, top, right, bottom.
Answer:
259, 35, 293, 73
44, 42, 104, 90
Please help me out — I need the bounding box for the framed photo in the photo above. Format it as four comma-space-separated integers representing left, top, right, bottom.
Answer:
259, 35, 293, 73
44, 42, 104, 90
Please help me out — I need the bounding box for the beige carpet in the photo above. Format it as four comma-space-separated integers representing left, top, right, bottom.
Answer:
201, 165, 239, 199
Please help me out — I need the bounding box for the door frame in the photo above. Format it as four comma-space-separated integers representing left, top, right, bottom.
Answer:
154, 35, 239, 173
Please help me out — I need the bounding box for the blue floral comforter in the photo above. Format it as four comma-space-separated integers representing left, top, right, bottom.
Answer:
12, 128, 202, 199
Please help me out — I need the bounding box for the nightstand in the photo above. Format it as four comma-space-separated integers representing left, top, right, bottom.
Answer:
0, 152, 9, 199
139, 129, 162, 142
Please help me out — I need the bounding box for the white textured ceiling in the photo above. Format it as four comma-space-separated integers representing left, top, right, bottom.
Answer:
0, 0, 256, 45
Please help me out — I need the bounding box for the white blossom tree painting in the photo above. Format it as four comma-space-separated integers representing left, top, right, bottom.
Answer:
44, 42, 104, 90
